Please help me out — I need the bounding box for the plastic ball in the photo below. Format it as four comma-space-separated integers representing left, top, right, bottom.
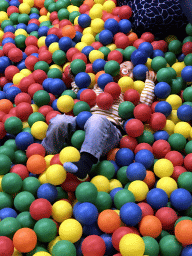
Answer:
91, 175, 110, 193
15, 132, 34, 151
181, 245, 192, 256
128, 180, 149, 202
181, 66, 192, 82
1, 172, 23, 195
175, 220, 192, 245
139, 215, 162, 238
146, 188, 168, 210
107, 50, 123, 64
89, 49, 104, 63
131, 49, 148, 66
75, 72, 91, 88
155, 207, 177, 231
52, 240, 76, 256
70, 58, 86, 75
156, 177, 178, 198
0, 208, 17, 220
159, 235, 182, 256
0, 236, 14, 256
57, 95, 74, 113
13, 228, 37, 253
97, 73, 113, 90
75, 182, 98, 204
135, 149, 154, 169
59, 146, 80, 164
104, 60, 120, 77
126, 162, 146, 181
150, 112, 166, 131
97, 209, 121, 233
177, 104, 192, 122
120, 202, 142, 227
133, 64, 148, 80
115, 148, 134, 167
59, 218, 82, 243
81, 235, 106, 256
168, 133, 186, 152
119, 233, 145, 256
125, 119, 144, 137
154, 159, 174, 178
96, 92, 114, 110
33, 218, 57, 243
31, 121, 48, 140
170, 188, 192, 211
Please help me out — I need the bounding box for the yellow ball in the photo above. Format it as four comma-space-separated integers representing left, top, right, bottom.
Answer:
59, 219, 83, 243
57, 95, 74, 113
102, 0, 116, 13
12, 248, 23, 256
83, 27, 96, 36
89, 50, 104, 63
91, 175, 110, 193
91, 18, 104, 33
23, 0, 34, 7
107, 43, 117, 51
22, 121, 29, 129
128, 180, 149, 202
174, 121, 191, 139
46, 164, 67, 185
49, 64, 63, 72
81, 34, 95, 45
88, 73, 96, 88
39, 15, 49, 23
59, 146, 80, 164
44, 154, 54, 168
49, 42, 60, 53
154, 159, 174, 178
133, 80, 145, 94
89, 7, 103, 19
19, 3, 31, 14
146, 58, 153, 70
163, 119, 175, 135
74, 16, 79, 25
119, 234, 145, 256
13, 73, 25, 85
171, 62, 186, 77
166, 94, 182, 110
75, 42, 87, 51
0, 12, 8, 23
118, 77, 134, 93
48, 236, 61, 254
33, 252, 51, 256
31, 121, 48, 140
31, 104, 39, 112
67, 5, 79, 13
52, 200, 73, 223
167, 109, 180, 124
109, 179, 123, 191
20, 69, 31, 76
38, 171, 48, 184
0, 175, 3, 192
15, 29, 28, 37
156, 177, 178, 198
63, 62, 71, 71
38, 37, 46, 48
94, 0, 105, 4
93, 3, 103, 9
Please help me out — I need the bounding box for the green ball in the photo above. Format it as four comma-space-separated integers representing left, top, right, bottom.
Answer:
186, 23, 192, 36
183, 36, 192, 44
26, 246, 48, 256
124, 182, 131, 190
183, 101, 192, 107
22, 127, 31, 133
95, 160, 115, 180
75, 182, 98, 203
14, 191, 35, 212
164, 52, 177, 66
185, 141, 192, 154
34, 61, 50, 73
117, 166, 129, 185
157, 68, 174, 84
184, 53, 192, 66
143, 236, 159, 256
71, 0, 83, 6
0, 146, 15, 162
168, 40, 182, 55
98, 46, 111, 60
39, 21, 52, 27
174, 216, 192, 227
56, 187, 68, 201
1, 20, 13, 30
167, 67, 177, 79
114, 189, 135, 209
157, 230, 170, 241
73, 101, 90, 116
4, 116, 23, 135
2, 173, 22, 194
47, 68, 62, 79
137, 130, 154, 145
4, 139, 17, 151
48, 2, 57, 12
116, 48, 124, 55
151, 56, 167, 72
94, 191, 112, 212
58, 8, 69, 20
14, 150, 27, 165
52, 50, 66, 65
177, 172, 192, 192
95, 34, 99, 42
30, 31, 39, 38
0, 192, 13, 210
15, 34, 26, 49
183, 87, 192, 102
28, 112, 45, 127
171, 78, 183, 94
30, 7, 40, 14
185, 205, 192, 217
71, 130, 85, 150
118, 101, 135, 119
0, 0, 9, 11
34, 218, 57, 243
159, 235, 182, 256
56, 0, 70, 10
33, 90, 50, 107
0, 217, 21, 238
9, 13, 19, 25
44, 0, 54, 9
69, 11, 81, 23
0, 154, 12, 175
18, 14, 30, 24
16, 211, 36, 228
168, 133, 186, 151
52, 240, 76, 256
123, 46, 137, 61
104, 60, 120, 76
62, 89, 77, 98
22, 177, 41, 195
70, 59, 86, 75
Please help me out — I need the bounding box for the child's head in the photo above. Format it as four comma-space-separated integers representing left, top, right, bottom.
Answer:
120, 61, 134, 78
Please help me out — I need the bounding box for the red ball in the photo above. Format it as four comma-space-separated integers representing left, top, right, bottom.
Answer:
184, 153, 192, 171
151, 40, 168, 52
29, 198, 52, 221
38, 50, 52, 64
152, 139, 171, 159
7, 6, 19, 16
72, 52, 87, 64
5, 66, 20, 81
133, 104, 151, 122
0, 49, 4, 57
107, 50, 123, 64
96, 92, 114, 110
25, 45, 39, 56
81, 235, 106, 256
79, 3, 90, 13
26, 143, 46, 158
80, 89, 97, 108
48, 93, 56, 106
171, 166, 187, 181
133, 38, 146, 48
140, 32, 155, 43
182, 42, 192, 55
74, 25, 83, 33
165, 151, 184, 166
137, 202, 154, 218
149, 112, 166, 131
8, 48, 23, 62
46, 111, 61, 124
28, 83, 43, 98
123, 89, 140, 106
155, 207, 178, 231
113, 32, 125, 41
115, 35, 129, 49
15, 102, 33, 121
86, 63, 93, 73
28, 19, 40, 26
9, 107, 17, 116
118, 5, 132, 20
47, 27, 60, 38
91, 42, 103, 50
2, 114, 16, 123
134, 142, 153, 154
112, 7, 121, 16
102, 13, 114, 22
10, 164, 29, 180
151, 101, 159, 113
0, 236, 14, 256
59, 19, 72, 28
0, 112, 6, 122
125, 119, 144, 137
25, 36, 38, 46
38, 46, 48, 53
3, 32, 15, 40
66, 47, 80, 62
0, 77, 8, 88
3, 43, 16, 56
52, 19, 60, 26
50, 153, 62, 166
38, 105, 53, 117
32, 70, 47, 84
61, 173, 81, 192
112, 15, 120, 22
19, 75, 35, 93
104, 82, 121, 100
0, 122, 6, 139
119, 135, 138, 151
50, 11, 58, 22
25, 56, 39, 71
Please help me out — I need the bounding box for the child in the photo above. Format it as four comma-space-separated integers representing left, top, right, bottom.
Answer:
42, 62, 156, 180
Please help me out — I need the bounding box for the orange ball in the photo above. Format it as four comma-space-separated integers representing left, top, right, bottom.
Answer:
175, 220, 192, 245
34, 0, 45, 8
143, 170, 156, 189
95, 70, 105, 83
40, 7, 48, 16
0, 99, 13, 114
62, 25, 76, 39
139, 215, 162, 238
127, 32, 138, 45
13, 228, 37, 253
26, 154, 46, 174
107, 148, 119, 161
97, 209, 121, 233
83, 0, 94, 7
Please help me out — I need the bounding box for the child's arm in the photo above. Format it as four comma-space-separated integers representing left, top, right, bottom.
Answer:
140, 71, 156, 106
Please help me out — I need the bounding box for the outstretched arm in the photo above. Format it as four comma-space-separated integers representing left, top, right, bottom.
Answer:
140, 71, 156, 106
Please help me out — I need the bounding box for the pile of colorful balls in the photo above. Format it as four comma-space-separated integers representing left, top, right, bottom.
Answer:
1, 0, 192, 255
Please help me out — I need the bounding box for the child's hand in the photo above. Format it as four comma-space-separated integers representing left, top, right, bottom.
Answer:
146, 71, 157, 82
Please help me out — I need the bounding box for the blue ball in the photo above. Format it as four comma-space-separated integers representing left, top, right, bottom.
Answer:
92, 59, 106, 73
110, 187, 123, 201
59, 36, 73, 52
16, 23, 27, 30
52, 99, 59, 111
17, 60, 26, 70
115, 148, 134, 167
74, 202, 98, 225
177, 104, 192, 122
75, 72, 91, 88
3, 83, 13, 92
154, 82, 171, 99
0, 208, 17, 220
42, 78, 53, 92
29, 13, 39, 19
83, 222, 103, 236
73, 31, 82, 43
4, 25, 16, 33
78, 14, 91, 28
27, 23, 39, 34
10, 0, 20, 6
38, 26, 49, 37
118, 19, 131, 34
154, 130, 169, 141
138, 42, 153, 57
99, 29, 114, 45
131, 49, 148, 66
22, 52, 27, 60
109, 160, 119, 173
170, 188, 192, 211
155, 101, 172, 117
37, 183, 58, 203
31, 53, 39, 58
181, 66, 192, 82
0, 91, 6, 99
45, 34, 59, 47
181, 245, 192, 256
6, 86, 21, 102
76, 111, 92, 129
15, 132, 34, 151
76, 88, 87, 99
81, 46, 94, 57
133, 64, 149, 80
120, 202, 142, 226
135, 149, 154, 169
97, 73, 114, 90
104, 18, 119, 35
73, 201, 81, 216
152, 49, 165, 58
100, 234, 116, 255
146, 188, 168, 210
177, 53, 185, 62
2, 37, 15, 46
0, 56, 11, 73
49, 78, 66, 95
126, 162, 146, 181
